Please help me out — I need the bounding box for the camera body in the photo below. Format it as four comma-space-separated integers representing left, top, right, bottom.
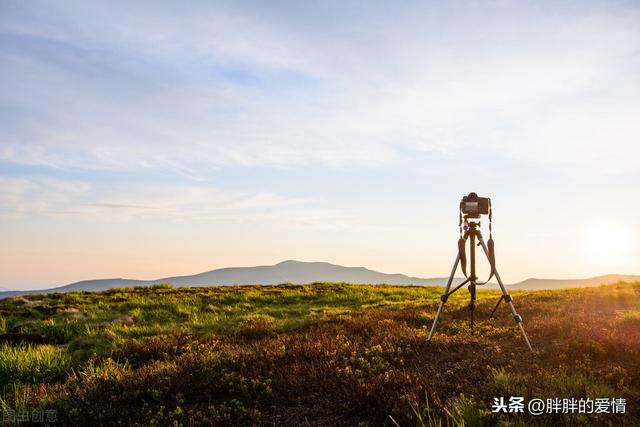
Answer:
460, 192, 490, 218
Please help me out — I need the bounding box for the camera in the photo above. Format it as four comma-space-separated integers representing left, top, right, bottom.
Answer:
460, 192, 490, 217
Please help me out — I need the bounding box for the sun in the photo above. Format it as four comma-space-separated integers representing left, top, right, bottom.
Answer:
584, 223, 629, 264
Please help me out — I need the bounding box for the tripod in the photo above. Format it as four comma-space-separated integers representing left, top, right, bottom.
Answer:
426, 219, 533, 351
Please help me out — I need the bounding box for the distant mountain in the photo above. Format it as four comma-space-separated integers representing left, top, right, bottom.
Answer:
504, 274, 640, 290
0, 261, 464, 298
0, 261, 637, 299
52, 260, 464, 290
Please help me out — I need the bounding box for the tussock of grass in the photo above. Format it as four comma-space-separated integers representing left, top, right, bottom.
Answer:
0, 342, 70, 386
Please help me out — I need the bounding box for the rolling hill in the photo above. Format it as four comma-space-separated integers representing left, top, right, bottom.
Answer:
0, 260, 637, 298
505, 274, 640, 290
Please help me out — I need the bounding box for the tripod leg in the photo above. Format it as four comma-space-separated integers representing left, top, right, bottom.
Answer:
469, 283, 476, 335
490, 295, 504, 318
469, 231, 476, 336
477, 234, 533, 352
427, 254, 460, 344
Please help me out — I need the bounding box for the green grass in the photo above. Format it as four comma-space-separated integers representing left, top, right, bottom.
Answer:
0, 342, 70, 386
0, 281, 638, 426
2, 283, 444, 345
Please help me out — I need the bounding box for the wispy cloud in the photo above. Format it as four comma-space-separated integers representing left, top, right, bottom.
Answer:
0, 176, 90, 216
0, 175, 307, 219
0, 175, 401, 232
1, 1, 638, 172
85, 202, 158, 210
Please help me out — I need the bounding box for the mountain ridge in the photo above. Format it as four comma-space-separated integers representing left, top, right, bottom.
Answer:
1, 260, 638, 298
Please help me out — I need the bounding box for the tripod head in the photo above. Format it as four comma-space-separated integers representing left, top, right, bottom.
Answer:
459, 192, 493, 239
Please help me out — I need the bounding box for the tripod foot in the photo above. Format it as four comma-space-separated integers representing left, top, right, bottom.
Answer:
426, 339, 432, 346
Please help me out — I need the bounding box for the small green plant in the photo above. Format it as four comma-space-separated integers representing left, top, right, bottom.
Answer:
150, 283, 174, 290
40, 318, 93, 343
78, 357, 129, 384
390, 393, 463, 427
445, 394, 494, 427
491, 368, 514, 395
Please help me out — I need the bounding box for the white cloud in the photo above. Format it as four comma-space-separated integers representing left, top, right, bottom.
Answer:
0, 1, 639, 173
0, 176, 91, 216
0, 175, 403, 232
0, 176, 308, 219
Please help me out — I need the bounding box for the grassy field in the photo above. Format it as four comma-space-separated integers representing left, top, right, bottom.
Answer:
0, 281, 638, 426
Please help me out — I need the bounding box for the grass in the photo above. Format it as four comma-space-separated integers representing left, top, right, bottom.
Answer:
0, 281, 638, 425
0, 342, 70, 385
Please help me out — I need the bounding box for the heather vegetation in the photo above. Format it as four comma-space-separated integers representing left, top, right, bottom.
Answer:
0, 282, 638, 426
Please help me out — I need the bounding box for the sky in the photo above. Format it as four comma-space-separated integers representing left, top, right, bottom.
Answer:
1, 0, 639, 289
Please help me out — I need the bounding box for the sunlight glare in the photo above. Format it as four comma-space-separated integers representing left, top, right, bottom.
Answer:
584, 223, 630, 264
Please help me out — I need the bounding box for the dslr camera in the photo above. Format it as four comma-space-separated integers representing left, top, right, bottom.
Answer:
460, 192, 490, 218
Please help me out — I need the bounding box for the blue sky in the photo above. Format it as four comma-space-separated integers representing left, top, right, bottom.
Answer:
1, 0, 639, 289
